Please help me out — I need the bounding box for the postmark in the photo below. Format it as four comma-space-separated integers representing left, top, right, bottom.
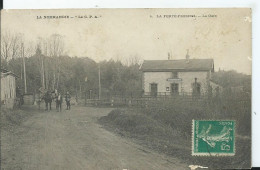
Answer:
192, 120, 235, 156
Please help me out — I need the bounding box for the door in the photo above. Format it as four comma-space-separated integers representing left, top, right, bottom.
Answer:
192, 82, 201, 96
150, 83, 158, 97
171, 83, 179, 95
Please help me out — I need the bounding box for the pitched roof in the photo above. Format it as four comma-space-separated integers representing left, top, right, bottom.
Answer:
140, 59, 214, 72
1, 68, 19, 78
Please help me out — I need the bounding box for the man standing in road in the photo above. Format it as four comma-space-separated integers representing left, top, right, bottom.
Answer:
43, 91, 52, 111
65, 91, 71, 110
54, 89, 58, 110
57, 92, 63, 112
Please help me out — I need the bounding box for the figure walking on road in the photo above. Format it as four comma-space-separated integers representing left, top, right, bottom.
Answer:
56, 92, 63, 112
43, 91, 52, 111
54, 89, 58, 110
65, 91, 71, 110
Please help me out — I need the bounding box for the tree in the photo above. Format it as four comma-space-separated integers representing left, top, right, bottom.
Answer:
1, 31, 22, 61
48, 34, 65, 90
36, 34, 65, 91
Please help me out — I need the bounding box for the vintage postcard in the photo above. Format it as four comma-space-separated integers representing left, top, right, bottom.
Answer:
1, 9, 251, 169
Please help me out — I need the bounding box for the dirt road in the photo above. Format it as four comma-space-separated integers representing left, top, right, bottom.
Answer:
1, 106, 188, 170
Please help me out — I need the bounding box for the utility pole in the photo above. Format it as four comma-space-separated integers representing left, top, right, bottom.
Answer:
22, 43, 27, 94
98, 63, 101, 100
45, 42, 49, 89
41, 57, 45, 89
20, 50, 23, 80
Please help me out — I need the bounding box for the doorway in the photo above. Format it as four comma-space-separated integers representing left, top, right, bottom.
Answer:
171, 83, 179, 95
150, 83, 158, 97
192, 82, 201, 96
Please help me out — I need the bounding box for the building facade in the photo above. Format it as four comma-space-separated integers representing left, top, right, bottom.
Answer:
140, 58, 215, 97
1, 69, 18, 109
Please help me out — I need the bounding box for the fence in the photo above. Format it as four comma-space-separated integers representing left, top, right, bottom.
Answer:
84, 91, 251, 109
86, 95, 211, 108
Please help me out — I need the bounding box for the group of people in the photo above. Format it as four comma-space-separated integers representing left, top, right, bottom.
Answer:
42, 90, 71, 112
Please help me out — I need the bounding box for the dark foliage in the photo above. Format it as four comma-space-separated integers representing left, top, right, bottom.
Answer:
2, 55, 142, 98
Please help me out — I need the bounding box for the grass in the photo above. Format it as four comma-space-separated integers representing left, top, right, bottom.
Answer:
99, 97, 251, 169
1, 106, 36, 131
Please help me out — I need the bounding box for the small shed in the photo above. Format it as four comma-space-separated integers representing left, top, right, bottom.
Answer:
1, 69, 18, 109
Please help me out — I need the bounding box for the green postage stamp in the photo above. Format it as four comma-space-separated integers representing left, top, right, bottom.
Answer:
192, 120, 235, 156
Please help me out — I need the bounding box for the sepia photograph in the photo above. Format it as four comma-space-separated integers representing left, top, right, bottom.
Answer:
1, 9, 252, 169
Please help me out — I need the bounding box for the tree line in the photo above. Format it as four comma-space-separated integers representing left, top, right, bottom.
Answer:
2, 53, 143, 99
1, 31, 143, 99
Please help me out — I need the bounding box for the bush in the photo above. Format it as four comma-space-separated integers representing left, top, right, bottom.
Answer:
99, 109, 184, 145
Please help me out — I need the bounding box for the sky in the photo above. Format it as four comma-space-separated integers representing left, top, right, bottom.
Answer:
1, 9, 252, 74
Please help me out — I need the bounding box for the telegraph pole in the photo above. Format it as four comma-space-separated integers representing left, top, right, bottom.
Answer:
98, 63, 101, 100
41, 57, 45, 89
22, 43, 27, 94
